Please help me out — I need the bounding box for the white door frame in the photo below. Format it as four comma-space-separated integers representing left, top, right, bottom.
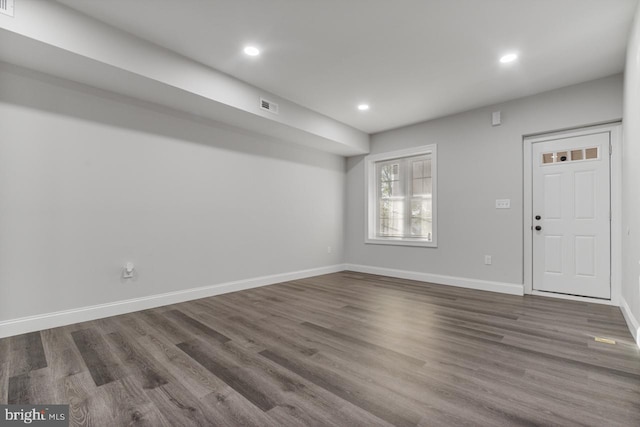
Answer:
523, 122, 622, 305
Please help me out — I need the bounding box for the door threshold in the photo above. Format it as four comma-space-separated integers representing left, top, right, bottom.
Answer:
530, 290, 614, 306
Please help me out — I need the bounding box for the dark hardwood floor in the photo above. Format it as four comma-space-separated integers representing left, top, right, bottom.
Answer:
1, 271, 639, 426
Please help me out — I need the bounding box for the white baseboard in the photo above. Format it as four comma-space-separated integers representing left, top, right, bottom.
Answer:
344, 264, 524, 296
0, 264, 346, 339
620, 297, 640, 348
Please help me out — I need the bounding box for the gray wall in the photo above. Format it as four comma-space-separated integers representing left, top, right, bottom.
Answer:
346, 74, 623, 285
622, 3, 640, 330
0, 58, 630, 327
0, 64, 345, 322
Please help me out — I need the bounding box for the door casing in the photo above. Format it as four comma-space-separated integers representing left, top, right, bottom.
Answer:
523, 122, 622, 305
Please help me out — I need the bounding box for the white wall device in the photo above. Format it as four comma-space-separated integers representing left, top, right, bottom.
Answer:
260, 98, 279, 114
495, 199, 511, 209
123, 262, 135, 279
492, 111, 501, 126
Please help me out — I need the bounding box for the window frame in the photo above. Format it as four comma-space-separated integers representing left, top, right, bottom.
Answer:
364, 144, 438, 247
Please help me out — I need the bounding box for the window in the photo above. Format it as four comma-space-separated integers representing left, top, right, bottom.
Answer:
540, 146, 600, 165
365, 145, 437, 247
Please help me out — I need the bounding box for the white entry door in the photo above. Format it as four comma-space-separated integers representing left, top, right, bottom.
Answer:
532, 131, 610, 299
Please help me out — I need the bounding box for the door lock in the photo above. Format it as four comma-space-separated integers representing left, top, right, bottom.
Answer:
535, 215, 541, 220
535, 225, 542, 231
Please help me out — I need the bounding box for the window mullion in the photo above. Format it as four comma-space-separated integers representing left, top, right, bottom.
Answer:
403, 158, 411, 238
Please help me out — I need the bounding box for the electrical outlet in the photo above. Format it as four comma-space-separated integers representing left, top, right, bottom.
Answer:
123, 262, 135, 279
491, 111, 501, 126
484, 255, 492, 265
327, 246, 332, 254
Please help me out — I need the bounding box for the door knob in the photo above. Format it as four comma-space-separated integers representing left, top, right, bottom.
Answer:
535, 215, 541, 220
535, 226, 542, 231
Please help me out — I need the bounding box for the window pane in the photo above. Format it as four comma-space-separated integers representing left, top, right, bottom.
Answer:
412, 160, 424, 178
391, 180, 401, 196
424, 159, 431, 177
381, 163, 399, 180
412, 177, 432, 197
380, 181, 391, 197
585, 147, 598, 159
411, 199, 432, 238
542, 152, 554, 164
412, 178, 424, 196
411, 158, 432, 197
379, 162, 402, 198
411, 159, 431, 179
423, 177, 432, 195
379, 199, 404, 236
571, 149, 584, 161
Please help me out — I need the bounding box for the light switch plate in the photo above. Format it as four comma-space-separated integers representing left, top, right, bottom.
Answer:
496, 199, 511, 209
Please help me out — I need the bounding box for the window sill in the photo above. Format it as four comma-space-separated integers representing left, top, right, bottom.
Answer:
365, 237, 437, 248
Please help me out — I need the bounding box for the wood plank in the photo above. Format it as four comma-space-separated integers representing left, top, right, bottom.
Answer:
137, 309, 189, 344
8, 332, 47, 376
7, 373, 30, 404
0, 337, 9, 365
41, 327, 86, 380
62, 371, 110, 427
146, 381, 274, 427
199, 388, 281, 427
104, 331, 169, 390
0, 363, 7, 404
27, 367, 61, 404
71, 328, 124, 387
99, 376, 168, 426
259, 349, 420, 427
184, 306, 317, 356
176, 339, 276, 411
116, 312, 231, 399
300, 321, 425, 366
164, 309, 231, 343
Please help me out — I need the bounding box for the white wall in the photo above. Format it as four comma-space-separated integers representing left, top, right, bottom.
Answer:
0, 63, 345, 324
622, 3, 640, 345
346, 75, 623, 288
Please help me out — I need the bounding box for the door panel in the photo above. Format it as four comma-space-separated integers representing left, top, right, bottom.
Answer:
544, 236, 563, 273
574, 236, 595, 276
532, 132, 610, 299
574, 171, 596, 219
544, 174, 562, 218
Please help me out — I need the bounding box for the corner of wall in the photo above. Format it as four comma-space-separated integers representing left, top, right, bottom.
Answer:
620, 296, 640, 348
621, 0, 640, 349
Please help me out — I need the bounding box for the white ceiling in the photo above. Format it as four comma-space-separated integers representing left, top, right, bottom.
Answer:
57, 0, 638, 134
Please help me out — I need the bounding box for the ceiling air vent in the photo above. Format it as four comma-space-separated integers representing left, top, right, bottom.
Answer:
260, 98, 279, 114
0, 0, 14, 17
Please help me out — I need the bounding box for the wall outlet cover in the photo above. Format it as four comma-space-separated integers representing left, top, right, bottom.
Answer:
492, 111, 501, 126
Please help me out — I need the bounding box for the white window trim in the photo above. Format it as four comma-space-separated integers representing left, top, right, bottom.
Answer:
364, 144, 437, 247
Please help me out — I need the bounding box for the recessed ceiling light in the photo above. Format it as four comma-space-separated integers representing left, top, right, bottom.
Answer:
499, 53, 518, 64
244, 46, 260, 56
357, 104, 370, 111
